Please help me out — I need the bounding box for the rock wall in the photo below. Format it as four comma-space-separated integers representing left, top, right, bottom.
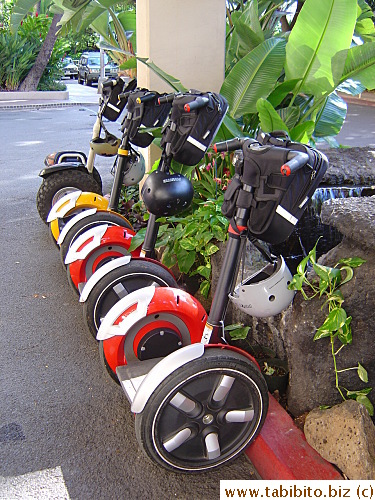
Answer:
283, 196, 375, 416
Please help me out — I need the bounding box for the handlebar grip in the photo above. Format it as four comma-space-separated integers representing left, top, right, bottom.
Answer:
213, 138, 245, 153
118, 89, 136, 101
136, 92, 157, 104
102, 79, 116, 89
158, 93, 176, 104
280, 151, 310, 176
184, 96, 209, 112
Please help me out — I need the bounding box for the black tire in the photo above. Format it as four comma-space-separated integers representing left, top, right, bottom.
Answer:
59, 211, 132, 268
84, 260, 178, 338
85, 74, 92, 86
135, 348, 269, 473
78, 74, 83, 85
36, 169, 102, 223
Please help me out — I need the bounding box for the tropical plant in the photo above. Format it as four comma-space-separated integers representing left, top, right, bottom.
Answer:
289, 240, 373, 415
220, 0, 375, 145
0, 12, 67, 90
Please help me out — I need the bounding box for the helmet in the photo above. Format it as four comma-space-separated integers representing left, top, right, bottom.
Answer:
123, 152, 146, 186
90, 133, 120, 157
141, 170, 194, 217
229, 256, 295, 317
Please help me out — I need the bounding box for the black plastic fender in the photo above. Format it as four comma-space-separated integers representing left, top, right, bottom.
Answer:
39, 162, 87, 178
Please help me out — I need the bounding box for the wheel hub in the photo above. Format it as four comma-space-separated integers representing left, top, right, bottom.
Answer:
202, 414, 214, 425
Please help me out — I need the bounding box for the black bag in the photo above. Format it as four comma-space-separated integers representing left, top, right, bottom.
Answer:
222, 135, 328, 245
160, 91, 228, 166
101, 78, 137, 122
123, 90, 172, 148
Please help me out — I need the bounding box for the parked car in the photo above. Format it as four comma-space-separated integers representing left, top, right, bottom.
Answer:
77, 52, 119, 86
62, 57, 78, 79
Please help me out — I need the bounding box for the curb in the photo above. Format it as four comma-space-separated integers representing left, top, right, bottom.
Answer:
338, 92, 375, 108
246, 395, 343, 480
0, 101, 98, 111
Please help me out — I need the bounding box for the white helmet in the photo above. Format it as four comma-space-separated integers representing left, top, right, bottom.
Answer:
229, 256, 295, 317
123, 152, 146, 186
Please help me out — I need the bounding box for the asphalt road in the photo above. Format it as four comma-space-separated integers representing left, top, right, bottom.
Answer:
0, 105, 258, 500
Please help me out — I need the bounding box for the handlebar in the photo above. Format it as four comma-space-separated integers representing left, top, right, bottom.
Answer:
280, 151, 310, 176
158, 93, 176, 105
136, 92, 157, 104
184, 96, 209, 112
213, 137, 246, 153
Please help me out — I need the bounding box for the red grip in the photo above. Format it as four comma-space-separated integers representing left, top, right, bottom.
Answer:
280, 164, 291, 176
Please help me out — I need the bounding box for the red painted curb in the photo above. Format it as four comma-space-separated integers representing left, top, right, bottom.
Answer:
246, 395, 343, 480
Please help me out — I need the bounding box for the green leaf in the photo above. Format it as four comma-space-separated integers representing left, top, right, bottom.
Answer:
338, 257, 366, 268
161, 249, 177, 269
203, 243, 219, 257
194, 265, 211, 280
355, 395, 374, 416
288, 274, 305, 291
256, 98, 289, 133
337, 316, 352, 345
289, 121, 315, 143
285, 0, 357, 96
179, 237, 198, 251
177, 249, 196, 274
221, 37, 286, 118
228, 325, 251, 340
346, 387, 372, 397
128, 228, 146, 252
313, 262, 341, 283
199, 280, 211, 299
267, 79, 301, 108
120, 57, 137, 70
358, 363, 368, 383
313, 328, 331, 341
338, 265, 354, 286
314, 93, 347, 138
315, 307, 347, 338
340, 42, 375, 91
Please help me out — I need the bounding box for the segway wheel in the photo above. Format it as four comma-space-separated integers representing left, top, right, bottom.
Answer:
36, 169, 102, 223
60, 211, 133, 268
135, 348, 268, 473
83, 260, 178, 338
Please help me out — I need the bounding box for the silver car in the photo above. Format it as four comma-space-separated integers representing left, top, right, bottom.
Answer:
62, 57, 78, 79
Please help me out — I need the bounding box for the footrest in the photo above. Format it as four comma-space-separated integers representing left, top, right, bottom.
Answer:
116, 357, 164, 404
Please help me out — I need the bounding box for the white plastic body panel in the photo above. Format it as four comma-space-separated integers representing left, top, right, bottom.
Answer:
79, 255, 132, 303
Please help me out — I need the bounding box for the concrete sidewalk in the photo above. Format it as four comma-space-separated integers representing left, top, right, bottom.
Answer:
0, 81, 100, 110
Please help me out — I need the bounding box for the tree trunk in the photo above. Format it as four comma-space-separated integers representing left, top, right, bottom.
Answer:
18, 13, 62, 92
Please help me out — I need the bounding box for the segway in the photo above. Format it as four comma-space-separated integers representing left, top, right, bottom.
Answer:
70, 91, 228, 337
36, 77, 137, 223
54, 90, 176, 295
95, 136, 328, 472
46, 86, 170, 246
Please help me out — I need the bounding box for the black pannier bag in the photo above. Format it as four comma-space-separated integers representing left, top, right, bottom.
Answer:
160, 91, 228, 166
101, 78, 137, 122
122, 90, 172, 148
222, 134, 328, 245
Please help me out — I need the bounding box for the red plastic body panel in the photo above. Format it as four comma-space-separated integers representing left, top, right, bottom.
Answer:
68, 225, 140, 288
102, 287, 207, 373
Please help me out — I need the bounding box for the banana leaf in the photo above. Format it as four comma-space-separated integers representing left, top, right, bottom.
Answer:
99, 41, 186, 92
221, 37, 286, 118
314, 92, 347, 138
339, 42, 375, 90
256, 98, 289, 133
285, 0, 357, 97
